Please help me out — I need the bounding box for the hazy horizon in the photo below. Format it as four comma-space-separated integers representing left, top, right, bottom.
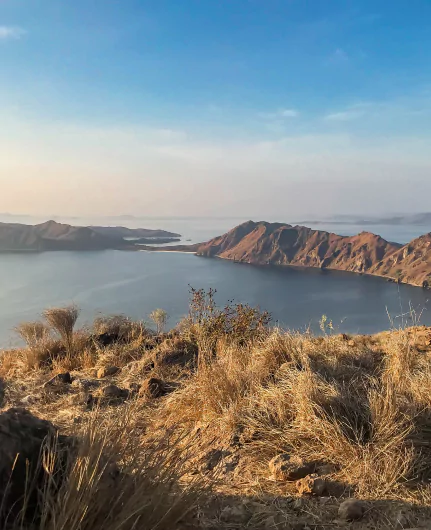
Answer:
1, 211, 431, 224
1, 1, 431, 217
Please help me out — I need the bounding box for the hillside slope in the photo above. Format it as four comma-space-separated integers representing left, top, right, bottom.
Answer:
2, 304, 431, 529
372, 232, 431, 287
0, 220, 181, 252
0, 220, 125, 251
195, 220, 431, 287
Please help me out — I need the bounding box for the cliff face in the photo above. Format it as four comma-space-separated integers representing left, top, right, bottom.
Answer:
196, 221, 431, 287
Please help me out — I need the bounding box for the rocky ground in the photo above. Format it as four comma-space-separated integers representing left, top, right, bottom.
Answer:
1, 299, 431, 529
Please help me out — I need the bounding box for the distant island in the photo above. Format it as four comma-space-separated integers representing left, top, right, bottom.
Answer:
143, 220, 431, 289
299, 212, 431, 226
0, 220, 181, 252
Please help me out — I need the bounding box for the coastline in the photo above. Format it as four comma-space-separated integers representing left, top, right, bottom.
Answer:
139, 249, 196, 254
194, 253, 430, 289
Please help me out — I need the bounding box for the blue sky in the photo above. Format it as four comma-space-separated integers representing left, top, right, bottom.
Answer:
1, 0, 431, 217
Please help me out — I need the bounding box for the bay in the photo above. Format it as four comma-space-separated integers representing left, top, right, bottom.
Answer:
1, 216, 430, 347
1, 241, 430, 348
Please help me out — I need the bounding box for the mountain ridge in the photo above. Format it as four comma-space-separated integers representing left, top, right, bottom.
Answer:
0, 220, 181, 252
151, 220, 431, 288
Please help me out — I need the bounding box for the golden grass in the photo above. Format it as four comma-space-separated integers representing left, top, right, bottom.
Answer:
6, 404, 208, 530
2, 296, 431, 528
43, 305, 79, 358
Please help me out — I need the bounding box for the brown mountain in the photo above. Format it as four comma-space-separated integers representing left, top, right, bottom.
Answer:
0, 220, 181, 252
371, 233, 431, 287
192, 220, 431, 288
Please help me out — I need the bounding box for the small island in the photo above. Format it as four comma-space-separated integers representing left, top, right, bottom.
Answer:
0, 220, 181, 252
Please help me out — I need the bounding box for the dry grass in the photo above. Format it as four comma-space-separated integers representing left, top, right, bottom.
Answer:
6, 404, 208, 530
43, 305, 79, 358
2, 295, 431, 528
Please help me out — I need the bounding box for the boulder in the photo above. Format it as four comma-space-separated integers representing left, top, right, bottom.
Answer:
338, 499, 366, 521
316, 463, 337, 476
97, 366, 120, 378
102, 385, 128, 400
269, 454, 314, 481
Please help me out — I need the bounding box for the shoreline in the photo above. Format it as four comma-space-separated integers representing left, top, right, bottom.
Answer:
139, 249, 196, 254
195, 253, 430, 290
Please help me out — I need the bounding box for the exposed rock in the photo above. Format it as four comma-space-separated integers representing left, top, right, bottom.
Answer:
71, 378, 101, 391
338, 499, 367, 521
316, 463, 337, 476
324, 480, 349, 498
97, 366, 121, 378
140, 377, 169, 399
296, 474, 327, 496
269, 453, 314, 481
102, 385, 129, 400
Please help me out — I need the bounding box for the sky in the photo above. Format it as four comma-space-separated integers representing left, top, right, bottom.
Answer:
1, 0, 431, 218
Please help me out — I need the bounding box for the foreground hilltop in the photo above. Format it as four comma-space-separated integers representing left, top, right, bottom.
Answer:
0, 220, 180, 252
1, 298, 431, 529
189, 220, 431, 288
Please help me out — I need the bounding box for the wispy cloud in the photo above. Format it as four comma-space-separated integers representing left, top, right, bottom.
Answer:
279, 109, 298, 118
0, 26, 26, 40
259, 108, 299, 119
324, 109, 363, 121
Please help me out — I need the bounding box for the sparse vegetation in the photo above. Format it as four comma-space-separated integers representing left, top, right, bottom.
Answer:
43, 304, 79, 357
149, 308, 168, 334
1, 291, 431, 529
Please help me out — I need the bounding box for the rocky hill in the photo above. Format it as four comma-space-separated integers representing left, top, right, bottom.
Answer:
372, 232, 431, 287
0, 220, 181, 252
193, 220, 431, 287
